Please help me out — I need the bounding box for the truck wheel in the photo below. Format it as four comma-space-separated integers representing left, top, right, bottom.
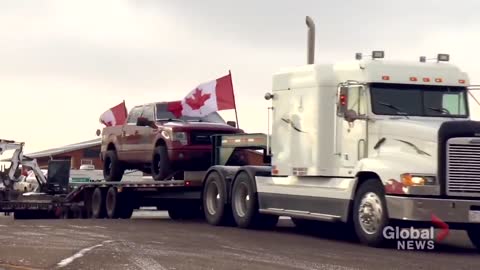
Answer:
151, 146, 172, 181
91, 187, 106, 218
103, 150, 125, 182
203, 171, 232, 226
105, 187, 120, 219
352, 179, 389, 247
119, 203, 134, 219
467, 226, 480, 250
231, 171, 278, 229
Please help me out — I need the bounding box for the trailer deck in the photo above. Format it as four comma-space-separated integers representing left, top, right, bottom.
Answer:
0, 133, 268, 219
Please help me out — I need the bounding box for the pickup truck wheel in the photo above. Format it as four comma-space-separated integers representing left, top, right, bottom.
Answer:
151, 146, 172, 181
91, 187, 106, 218
103, 150, 125, 182
352, 179, 389, 247
231, 172, 279, 229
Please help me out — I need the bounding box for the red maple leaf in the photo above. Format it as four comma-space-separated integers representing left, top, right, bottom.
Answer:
185, 88, 211, 110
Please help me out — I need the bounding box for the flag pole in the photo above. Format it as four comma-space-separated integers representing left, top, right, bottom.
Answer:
228, 70, 240, 128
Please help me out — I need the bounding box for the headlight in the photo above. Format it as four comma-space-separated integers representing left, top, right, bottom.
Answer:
401, 173, 436, 186
172, 132, 188, 145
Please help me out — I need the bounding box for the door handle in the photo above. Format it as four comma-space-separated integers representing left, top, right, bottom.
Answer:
358, 139, 366, 160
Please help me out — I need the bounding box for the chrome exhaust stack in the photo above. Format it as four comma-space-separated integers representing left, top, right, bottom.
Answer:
306, 16, 315, 64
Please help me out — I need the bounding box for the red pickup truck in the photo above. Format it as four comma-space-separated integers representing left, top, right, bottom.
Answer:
100, 102, 243, 181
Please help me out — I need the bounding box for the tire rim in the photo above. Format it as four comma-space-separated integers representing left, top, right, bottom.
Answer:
234, 182, 250, 217
206, 181, 220, 215
358, 192, 383, 235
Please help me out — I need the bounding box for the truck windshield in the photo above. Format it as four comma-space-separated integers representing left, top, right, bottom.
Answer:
370, 83, 468, 118
155, 103, 226, 123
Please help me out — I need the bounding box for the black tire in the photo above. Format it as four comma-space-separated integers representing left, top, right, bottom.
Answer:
231, 171, 279, 229
467, 226, 480, 250
352, 179, 389, 247
151, 146, 172, 181
202, 171, 232, 226
91, 187, 106, 219
105, 187, 120, 219
119, 203, 134, 219
103, 150, 125, 182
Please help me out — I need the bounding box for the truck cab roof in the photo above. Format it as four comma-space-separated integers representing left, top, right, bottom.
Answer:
272, 60, 469, 91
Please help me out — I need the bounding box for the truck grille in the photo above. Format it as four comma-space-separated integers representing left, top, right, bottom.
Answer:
447, 137, 480, 197
190, 131, 217, 145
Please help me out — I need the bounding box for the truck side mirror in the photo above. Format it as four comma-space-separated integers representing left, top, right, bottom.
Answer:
344, 109, 358, 123
136, 117, 151, 127
337, 86, 349, 115
227, 121, 237, 128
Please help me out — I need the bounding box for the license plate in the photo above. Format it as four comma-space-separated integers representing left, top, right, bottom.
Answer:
469, 210, 480, 223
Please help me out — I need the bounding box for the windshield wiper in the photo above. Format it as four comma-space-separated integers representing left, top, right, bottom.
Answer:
377, 101, 410, 119
427, 107, 455, 120
157, 118, 184, 122
427, 107, 451, 115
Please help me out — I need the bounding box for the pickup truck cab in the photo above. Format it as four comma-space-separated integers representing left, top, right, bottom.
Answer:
100, 102, 243, 181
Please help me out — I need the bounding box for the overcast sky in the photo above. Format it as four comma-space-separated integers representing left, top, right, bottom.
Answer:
2, 0, 480, 153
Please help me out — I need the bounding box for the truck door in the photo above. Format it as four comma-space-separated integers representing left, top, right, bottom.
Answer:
137, 103, 156, 162
339, 85, 367, 168
122, 105, 144, 161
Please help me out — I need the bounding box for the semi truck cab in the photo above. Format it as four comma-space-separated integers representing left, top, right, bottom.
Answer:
258, 51, 480, 247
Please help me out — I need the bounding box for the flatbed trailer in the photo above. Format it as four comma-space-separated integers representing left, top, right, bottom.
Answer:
0, 133, 270, 221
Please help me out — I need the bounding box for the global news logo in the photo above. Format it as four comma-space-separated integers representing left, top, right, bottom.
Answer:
382, 214, 449, 250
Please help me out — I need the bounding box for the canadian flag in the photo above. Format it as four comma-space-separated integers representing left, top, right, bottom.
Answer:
167, 73, 236, 118
99, 101, 128, 126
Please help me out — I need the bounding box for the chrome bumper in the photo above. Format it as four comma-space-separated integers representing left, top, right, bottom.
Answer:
386, 195, 480, 223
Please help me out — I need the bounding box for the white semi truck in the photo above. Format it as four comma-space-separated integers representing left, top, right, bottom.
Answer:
200, 16, 480, 249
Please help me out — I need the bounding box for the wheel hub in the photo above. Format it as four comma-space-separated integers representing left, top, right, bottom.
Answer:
234, 183, 249, 217
358, 192, 383, 235
206, 182, 220, 215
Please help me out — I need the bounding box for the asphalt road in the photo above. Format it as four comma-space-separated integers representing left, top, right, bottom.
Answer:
0, 211, 480, 270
